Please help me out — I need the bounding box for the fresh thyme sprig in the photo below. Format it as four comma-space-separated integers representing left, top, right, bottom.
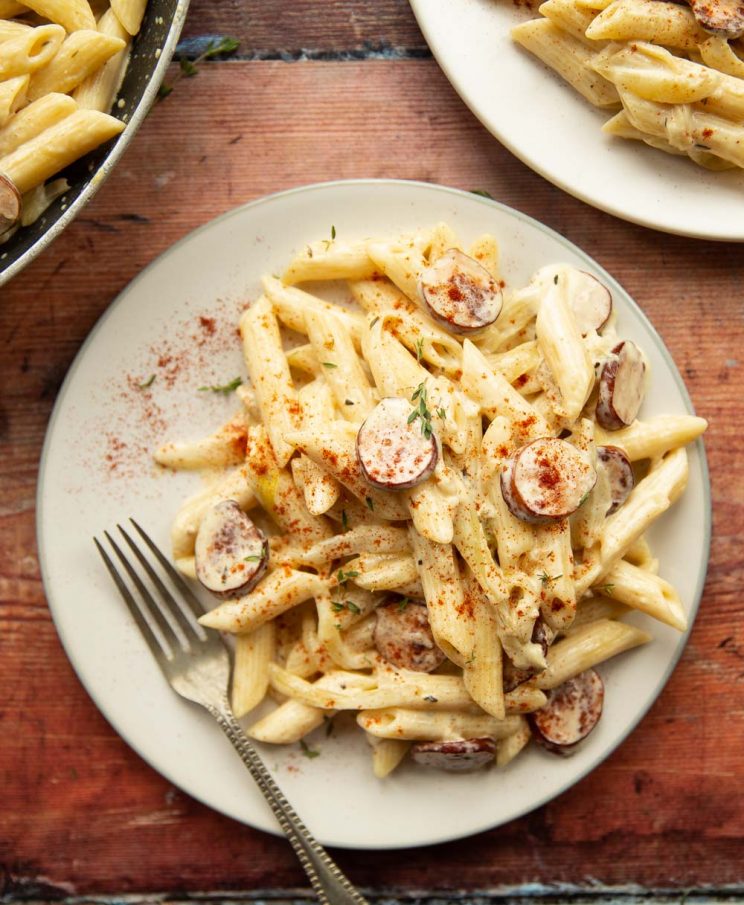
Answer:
408, 383, 433, 439
539, 571, 563, 587
159, 36, 240, 99
198, 376, 242, 394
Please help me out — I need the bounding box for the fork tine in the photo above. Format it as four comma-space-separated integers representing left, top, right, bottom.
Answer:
117, 524, 205, 644
129, 518, 207, 622
104, 530, 182, 654
94, 537, 170, 662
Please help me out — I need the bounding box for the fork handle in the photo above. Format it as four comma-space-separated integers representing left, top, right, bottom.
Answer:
210, 705, 369, 905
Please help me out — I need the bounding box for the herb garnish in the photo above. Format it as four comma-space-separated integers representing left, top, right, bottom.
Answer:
595, 583, 615, 596
397, 597, 411, 612
300, 739, 320, 759
159, 36, 240, 100
331, 225, 336, 239
437, 406, 447, 421
553, 274, 559, 285
322, 361, 338, 369
369, 316, 380, 328
244, 554, 262, 562
198, 376, 242, 394
344, 399, 354, 406
470, 189, 494, 199
415, 337, 424, 361
539, 571, 563, 586
336, 567, 360, 586
341, 509, 349, 531
365, 496, 374, 511
138, 374, 156, 390
423, 695, 438, 703
408, 383, 434, 439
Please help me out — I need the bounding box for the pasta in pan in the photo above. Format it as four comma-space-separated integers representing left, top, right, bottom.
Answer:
156, 223, 706, 775
0, 0, 145, 240
512, 0, 744, 171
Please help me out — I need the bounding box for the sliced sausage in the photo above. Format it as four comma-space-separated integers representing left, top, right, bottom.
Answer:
0, 174, 21, 238
500, 437, 597, 524
373, 598, 445, 672
596, 341, 646, 431
687, 0, 744, 38
410, 737, 497, 771
356, 396, 438, 491
194, 500, 268, 599
569, 271, 612, 336
597, 445, 634, 514
418, 248, 503, 333
529, 668, 604, 755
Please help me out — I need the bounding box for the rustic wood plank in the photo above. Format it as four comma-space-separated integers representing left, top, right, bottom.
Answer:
1, 60, 743, 897
178, 0, 427, 55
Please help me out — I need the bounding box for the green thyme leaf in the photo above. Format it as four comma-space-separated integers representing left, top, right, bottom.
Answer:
138, 374, 156, 390
341, 509, 349, 531
198, 376, 242, 394
346, 601, 361, 615
415, 337, 424, 361
397, 597, 411, 612
322, 361, 338, 369
470, 189, 494, 199
539, 571, 563, 586
179, 57, 198, 77
299, 739, 320, 759
244, 554, 262, 562
331, 224, 336, 240
369, 316, 379, 328
331, 602, 345, 613
203, 36, 240, 58
595, 583, 615, 596
365, 496, 374, 511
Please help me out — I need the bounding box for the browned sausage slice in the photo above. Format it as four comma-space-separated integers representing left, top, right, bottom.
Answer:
418, 248, 503, 333
688, 0, 744, 38
0, 174, 21, 239
529, 668, 604, 754
410, 737, 497, 771
356, 396, 438, 491
373, 598, 445, 672
569, 271, 612, 336
597, 445, 634, 514
500, 437, 597, 524
596, 341, 646, 431
194, 500, 268, 599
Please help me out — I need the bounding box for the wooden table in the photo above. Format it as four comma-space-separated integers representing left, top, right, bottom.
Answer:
2, 1, 743, 901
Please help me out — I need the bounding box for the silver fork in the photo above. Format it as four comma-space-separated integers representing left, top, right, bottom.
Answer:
94, 519, 369, 905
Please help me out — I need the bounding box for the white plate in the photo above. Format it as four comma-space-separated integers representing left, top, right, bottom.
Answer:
37, 180, 710, 849
410, 0, 744, 241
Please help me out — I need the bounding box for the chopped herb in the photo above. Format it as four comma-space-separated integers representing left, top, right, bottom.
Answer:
307, 245, 314, 258
299, 739, 320, 759
244, 554, 262, 562
397, 597, 411, 612
335, 622, 342, 631
344, 398, 354, 406
331, 224, 336, 240
346, 601, 361, 615
423, 694, 438, 703
539, 571, 563, 586
595, 583, 615, 596
158, 36, 240, 101
138, 374, 156, 390
553, 274, 559, 285
322, 361, 338, 369
437, 407, 447, 421
470, 189, 494, 199
336, 567, 360, 586
369, 316, 380, 328
578, 489, 592, 507
408, 383, 434, 440
415, 337, 424, 361
465, 651, 477, 665
179, 57, 198, 77
341, 509, 349, 531
365, 496, 374, 511
324, 715, 335, 737
198, 376, 242, 394
331, 601, 345, 613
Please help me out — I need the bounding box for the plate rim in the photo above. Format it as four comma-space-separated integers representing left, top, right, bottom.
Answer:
36, 178, 712, 849
409, 0, 744, 243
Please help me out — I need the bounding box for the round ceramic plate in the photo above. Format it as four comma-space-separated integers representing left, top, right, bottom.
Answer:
37, 180, 710, 849
410, 0, 744, 241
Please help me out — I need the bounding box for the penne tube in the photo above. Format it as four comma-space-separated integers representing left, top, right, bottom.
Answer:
231, 622, 275, 718
0, 0, 29, 16
496, 718, 532, 767
239, 295, 300, 467
463, 577, 505, 719
262, 275, 366, 350
74, 8, 130, 112
154, 414, 247, 470
282, 237, 378, 284
568, 594, 629, 631
27, 30, 126, 101
469, 233, 501, 282
596, 559, 686, 630
593, 414, 707, 461
358, 707, 524, 742
536, 618, 651, 689
296, 524, 411, 568
407, 480, 455, 545
369, 737, 410, 778
22, 0, 96, 31
296, 379, 342, 514
110, 0, 147, 34
0, 24, 65, 80
199, 567, 328, 633
346, 552, 419, 592
0, 75, 29, 128
0, 92, 76, 158
585, 0, 709, 49
0, 109, 124, 193
366, 230, 432, 302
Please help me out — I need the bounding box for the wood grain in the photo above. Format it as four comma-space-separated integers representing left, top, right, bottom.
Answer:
179, 0, 427, 56
1, 60, 743, 898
